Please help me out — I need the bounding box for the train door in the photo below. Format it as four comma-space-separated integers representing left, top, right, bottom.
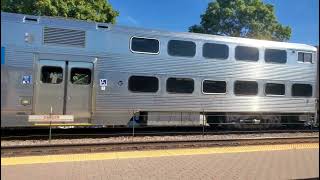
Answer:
34, 60, 93, 120
34, 60, 65, 114
65, 62, 93, 119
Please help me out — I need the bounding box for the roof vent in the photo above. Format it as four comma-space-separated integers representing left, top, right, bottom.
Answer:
23, 16, 39, 23
96, 24, 110, 30
43, 27, 86, 48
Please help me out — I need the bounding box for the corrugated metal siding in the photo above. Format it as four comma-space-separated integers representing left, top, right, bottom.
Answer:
96, 55, 316, 82
5, 48, 33, 67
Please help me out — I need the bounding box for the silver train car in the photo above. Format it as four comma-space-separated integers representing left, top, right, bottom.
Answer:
1, 12, 318, 128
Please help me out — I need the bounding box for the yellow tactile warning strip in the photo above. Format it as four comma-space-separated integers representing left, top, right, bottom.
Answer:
1, 143, 318, 166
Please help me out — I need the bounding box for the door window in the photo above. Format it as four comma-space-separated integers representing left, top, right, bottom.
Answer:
70, 68, 91, 85
41, 66, 63, 84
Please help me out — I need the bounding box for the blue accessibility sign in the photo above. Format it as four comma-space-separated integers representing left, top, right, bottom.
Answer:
22, 75, 32, 84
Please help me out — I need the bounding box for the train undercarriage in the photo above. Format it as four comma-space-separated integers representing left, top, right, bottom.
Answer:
128, 111, 318, 129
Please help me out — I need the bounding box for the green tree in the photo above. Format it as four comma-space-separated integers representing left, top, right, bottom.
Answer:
189, 0, 291, 41
1, 0, 119, 24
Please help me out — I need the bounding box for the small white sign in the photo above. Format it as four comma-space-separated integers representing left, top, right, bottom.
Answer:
100, 79, 108, 86
101, 86, 106, 90
28, 115, 74, 122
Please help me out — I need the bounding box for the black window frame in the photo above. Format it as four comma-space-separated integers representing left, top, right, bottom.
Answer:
291, 83, 313, 97
128, 75, 159, 93
202, 80, 227, 94
234, 80, 259, 96
297, 52, 313, 63
202, 43, 229, 60
70, 67, 92, 85
167, 40, 196, 57
41, 66, 64, 84
130, 36, 160, 54
235, 46, 259, 62
264, 49, 287, 64
264, 83, 286, 96
166, 77, 194, 94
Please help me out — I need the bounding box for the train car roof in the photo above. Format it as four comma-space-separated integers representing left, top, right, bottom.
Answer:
1, 11, 317, 52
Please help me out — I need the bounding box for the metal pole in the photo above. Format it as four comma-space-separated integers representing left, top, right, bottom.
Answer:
314, 99, 318, 128
132, 109, 135, 137
49, 106, 53, 142
202, 108, 205, 137
49, 121, 52, 142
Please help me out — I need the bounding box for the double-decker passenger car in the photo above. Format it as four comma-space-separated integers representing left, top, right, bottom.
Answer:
1, 12, 318, 128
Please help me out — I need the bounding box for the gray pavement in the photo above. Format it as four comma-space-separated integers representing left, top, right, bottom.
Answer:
1, 148, 319, 180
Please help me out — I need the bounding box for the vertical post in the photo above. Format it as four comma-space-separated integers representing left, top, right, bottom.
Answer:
202, 108, 205, 137
49, 121, 52, 142
314, 99, 318, 128
132, 109, 135, 137
49, 106, 53, 142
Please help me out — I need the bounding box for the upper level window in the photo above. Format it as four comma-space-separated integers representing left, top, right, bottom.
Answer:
235, 46, 259, 61
265, 49, 287, 64
168, 40, 196, 57
292, 83, 312, 97
70, 68, 91, 85
129, 76, 159, 93
203, 43, 229, 59
202, 80, 226, 94
167, 77, 194, 94
131, 37, 159, 54
298, 52, 312, 63
265, 83, 285, 96
234, 81, 258, 96
41, 66, 63, 84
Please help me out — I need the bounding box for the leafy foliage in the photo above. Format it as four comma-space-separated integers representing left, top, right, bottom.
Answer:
189, 0, 291, 41
1, 0, 119, 24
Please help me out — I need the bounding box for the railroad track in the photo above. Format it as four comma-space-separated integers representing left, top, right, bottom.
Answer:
2, 136, 319, 157
1, 127, 319, 140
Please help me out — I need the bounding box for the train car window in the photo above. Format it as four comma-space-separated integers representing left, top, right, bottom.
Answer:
203, 80, 226, 94
41, 66, 63, 84
131, 37, 159, 54
234, 81, 258, 95
129, 76, 159, 93
235, 46, 259, 61
168, 40, 196, 57
265, 49, 287, 64
203, 43, 229, 59
298, 52, 312, 63
265, 83, 285, 95
70, 68, 91, 85
166, 78, 194, 94
292, 83, 312, 97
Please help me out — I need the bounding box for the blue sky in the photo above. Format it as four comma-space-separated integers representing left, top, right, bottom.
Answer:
109, 0, 319, 46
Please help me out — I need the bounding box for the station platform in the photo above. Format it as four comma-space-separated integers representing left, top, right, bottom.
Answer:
1, 143, 319, 180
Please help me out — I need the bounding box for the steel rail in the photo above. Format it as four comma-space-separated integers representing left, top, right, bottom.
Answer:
1, 128, 319, 140
2, 136, 319, 157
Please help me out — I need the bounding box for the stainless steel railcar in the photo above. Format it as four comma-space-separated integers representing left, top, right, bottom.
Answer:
1, 12, 318, 128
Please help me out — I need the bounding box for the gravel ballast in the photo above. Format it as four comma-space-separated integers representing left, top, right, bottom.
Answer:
1, 132, 318, 147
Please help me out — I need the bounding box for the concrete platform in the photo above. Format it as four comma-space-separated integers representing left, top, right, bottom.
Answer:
1, 143, 319, 180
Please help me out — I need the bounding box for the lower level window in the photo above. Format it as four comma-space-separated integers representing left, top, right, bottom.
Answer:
292, 84, 312, 97
167, 78, 194, 94
129, 76, 159, 93
203, 80, 226, 94
234, 81, 258, 95
265, 83, 285, 95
